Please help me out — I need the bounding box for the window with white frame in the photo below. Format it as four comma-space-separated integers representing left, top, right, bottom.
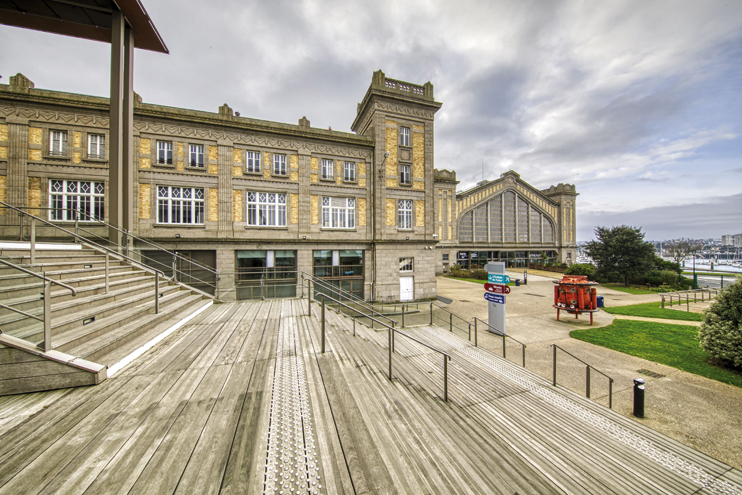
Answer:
321, 159, 334, 180
49, 180, 104, 221
49, 130, 68, 156
157, 141, 173, 164
399, 257, 414, 272
246, 192, 287, 227
189, 144, 204, 168
400, 126, 410, 146
273, 154, 287, 175
246, 151, 261, 173
87, 134, 105, 159
398, 199, 412, 229
321, 197, 355, 229
344, 161, 356, 182
157, 186, 204, 224
400, 164, 411, 185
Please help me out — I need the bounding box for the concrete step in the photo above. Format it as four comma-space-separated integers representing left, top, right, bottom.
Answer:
67, 293, 211, 366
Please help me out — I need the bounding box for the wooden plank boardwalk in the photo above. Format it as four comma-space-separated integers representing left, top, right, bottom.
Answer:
0, 299, 740, 494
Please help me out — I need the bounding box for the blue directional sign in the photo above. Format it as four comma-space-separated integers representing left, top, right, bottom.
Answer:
487, 273, 511, 284
484, 293, 505, 304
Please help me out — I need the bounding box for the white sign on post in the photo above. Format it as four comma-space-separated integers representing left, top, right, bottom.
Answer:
485, 262, 506, 335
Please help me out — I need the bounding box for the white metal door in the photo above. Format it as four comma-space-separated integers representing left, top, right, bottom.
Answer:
400, 276, 414, 301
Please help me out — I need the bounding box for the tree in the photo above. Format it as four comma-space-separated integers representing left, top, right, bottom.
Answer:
698, 277, 742, 368
664, 238, 704, 265
584, 225, 656, 286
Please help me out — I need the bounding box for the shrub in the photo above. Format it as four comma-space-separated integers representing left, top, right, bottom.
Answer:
471, 269, 489, 280
659, 269, 678, 286
698, 278, 742, 368
564, 263, 595, 279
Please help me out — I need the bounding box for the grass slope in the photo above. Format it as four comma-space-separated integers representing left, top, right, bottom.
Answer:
603, 301, 704, 322
571, 320, 742, 388
599, 284, 656, 295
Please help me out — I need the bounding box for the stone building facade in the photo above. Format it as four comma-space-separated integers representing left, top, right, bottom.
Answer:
0, 70, 577, 302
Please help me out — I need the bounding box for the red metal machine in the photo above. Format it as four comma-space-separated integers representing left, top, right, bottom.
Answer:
553, 275, 600, 325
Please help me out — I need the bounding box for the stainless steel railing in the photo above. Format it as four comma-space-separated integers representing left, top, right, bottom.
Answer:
302, 280, 451, 402
551, 343, 614, 408
0, 257, 76, 352
472, 317, 527, 367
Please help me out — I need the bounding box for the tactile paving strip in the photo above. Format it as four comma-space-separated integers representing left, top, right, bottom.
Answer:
423, 327, 742, 495
263, 320, 324, 495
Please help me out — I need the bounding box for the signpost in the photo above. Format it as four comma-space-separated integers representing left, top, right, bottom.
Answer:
484, 293, 505, 304
484, 283, 511, 294
487, 273, 511, 284
485, 262, 508, 334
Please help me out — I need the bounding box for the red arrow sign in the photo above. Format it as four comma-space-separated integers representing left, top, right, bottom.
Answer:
484, 283, 511, 294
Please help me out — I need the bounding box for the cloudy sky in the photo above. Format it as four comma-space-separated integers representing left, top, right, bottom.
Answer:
2, 0, 741, 241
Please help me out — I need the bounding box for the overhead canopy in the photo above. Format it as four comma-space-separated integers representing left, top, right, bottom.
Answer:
0, 0, 168, 53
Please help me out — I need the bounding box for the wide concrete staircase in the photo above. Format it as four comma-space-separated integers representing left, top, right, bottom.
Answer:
0, 243, 213, 395
297, 301, 738, 494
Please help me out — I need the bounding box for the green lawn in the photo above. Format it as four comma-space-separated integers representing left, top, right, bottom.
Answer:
599, 284, 656, 295
604, 301, 704, 322
571, 320, 742, 388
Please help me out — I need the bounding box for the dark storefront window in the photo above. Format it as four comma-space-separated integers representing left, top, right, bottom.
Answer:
313, 249, 364, 299
236, 250, 297, 300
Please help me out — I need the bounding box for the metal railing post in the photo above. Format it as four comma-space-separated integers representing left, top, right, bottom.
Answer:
661, 295, 665, 308
172, 254, 177, 282
388, 328, 393, 380
468, 323, 471, 342
105, 251, 110, 294
449, 313, 453, 332
43, 279, 52, 352
609, 379, 613, 409
308, 282, 312, 317
586, 366, 591, 399
321, 295, 326, 354
443, 356, 448, 402
74, 210, 79, 241
522, 345, 526, 367
401, 304, 405, 328
502, 333, 506, 359
18, 211, 24, 241
353, 315, 356, 336
30, 216, 36, 266
686, 293, 689, 312
155, 274, 160, 314
391, 328, 395, 353
552, 344, 557, 386
430, 302, 433, 325
475, 320, 478, 347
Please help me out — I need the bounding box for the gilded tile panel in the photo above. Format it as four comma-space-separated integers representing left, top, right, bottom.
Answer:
413, 181, 424, 190
0, 147, 6, 159
0, 176, 6, 212
29, 149, 42, 161
0, 124, 8, 142
438, 198, 442, 222
209, 188, 219, 221
208, 145, 218, 162
412, 131, 424, 178
209, 163, 218, 175
73, 131, 82, 148
386, 198, 396, 226
264, 152, 271, 178
28, 127, 42, 145
311, 157, 318, 170
290, 155, 299, 169
177, 142, 183, 158
140, 138, 151, 154
233, 148, 242, 163
310, 174, 318, 183
140, 158, 151, 169
358, 198, 366, 226
28, 177, 41, 215
336, 160, 342, 185
359, 162, 366, 176
139, 184, 151, 219
290, 193, 299, 224
290, 171, 299, 181
358, 178, 366, 187
385, 179, 397, 188
233, 166, 243, 176
448, 225, 452, 240
415, 200, 425, 227
233, 190, 243, 222
310, 195, 319, 224
73, 151, 81, 164
385, 125, 398, 177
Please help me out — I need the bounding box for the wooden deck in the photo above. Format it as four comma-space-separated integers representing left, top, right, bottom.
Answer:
0, 299, 740, 494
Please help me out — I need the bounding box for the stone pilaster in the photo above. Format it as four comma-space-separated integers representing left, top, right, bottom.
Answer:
6, 120, 29, 213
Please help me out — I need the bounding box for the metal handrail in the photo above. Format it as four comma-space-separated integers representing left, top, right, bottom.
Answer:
659, 288, 718, 309
0, 257, 77, 352
0, 257, 77, 296
550, 343, 614, 408
303, 280, 451, 401
300, 272, 397, 327
472, 317, 526, 366
3, 203, 219, 276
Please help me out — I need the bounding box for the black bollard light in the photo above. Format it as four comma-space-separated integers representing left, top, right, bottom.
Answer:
633, 378, 645, 418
